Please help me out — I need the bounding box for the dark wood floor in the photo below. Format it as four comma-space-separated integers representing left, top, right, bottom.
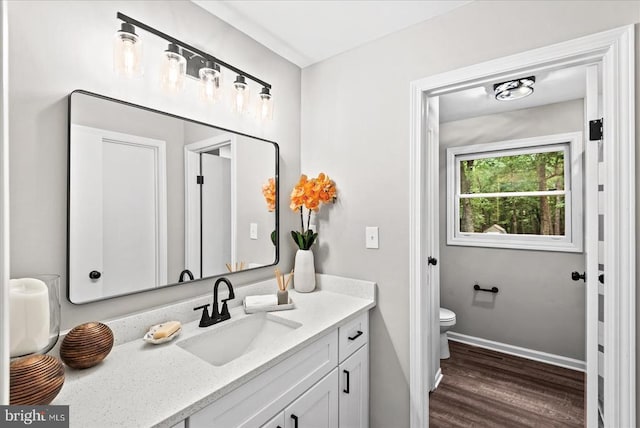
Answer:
429, 341, 585, 428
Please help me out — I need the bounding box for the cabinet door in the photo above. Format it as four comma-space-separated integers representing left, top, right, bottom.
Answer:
262, 412, 285, 428
285, 369, 338, 428
339, 344, 368, 428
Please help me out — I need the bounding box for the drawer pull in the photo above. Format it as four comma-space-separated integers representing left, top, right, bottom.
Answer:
291, 414, 299, 428
343, 369, 350, 394
348, 330, 363, 341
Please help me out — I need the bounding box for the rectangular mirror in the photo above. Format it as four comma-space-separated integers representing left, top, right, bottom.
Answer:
68, 90, 279, 303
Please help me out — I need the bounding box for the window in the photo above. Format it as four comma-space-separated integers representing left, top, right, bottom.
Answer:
447, 132, 583, 252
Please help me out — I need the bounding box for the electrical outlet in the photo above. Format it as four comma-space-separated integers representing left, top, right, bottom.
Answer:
250, 223, 258, 240
366, 226, 379, 249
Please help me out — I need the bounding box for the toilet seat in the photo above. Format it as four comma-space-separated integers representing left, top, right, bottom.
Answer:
440, 307, 455, 322
440, 308, 456, 326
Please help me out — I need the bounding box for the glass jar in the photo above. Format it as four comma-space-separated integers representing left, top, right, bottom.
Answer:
9, 274, 61, 358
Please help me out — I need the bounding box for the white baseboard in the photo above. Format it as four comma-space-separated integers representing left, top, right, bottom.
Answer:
432, 368, 443, 391
447, 332, 585, 372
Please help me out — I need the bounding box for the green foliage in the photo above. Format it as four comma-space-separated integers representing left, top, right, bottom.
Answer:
291, 230, 318, 250
459, 150, 566, 235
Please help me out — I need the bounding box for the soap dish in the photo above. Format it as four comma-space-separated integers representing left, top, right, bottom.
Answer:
243, 297, 295, 314
143, 323, 182, 345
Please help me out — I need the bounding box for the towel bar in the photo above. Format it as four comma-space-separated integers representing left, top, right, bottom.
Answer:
473, 284, 499, 294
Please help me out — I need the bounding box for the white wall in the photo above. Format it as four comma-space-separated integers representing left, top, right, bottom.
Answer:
440, 99, 586, 360
8, 0, 301, 329
301, 2, 639, 426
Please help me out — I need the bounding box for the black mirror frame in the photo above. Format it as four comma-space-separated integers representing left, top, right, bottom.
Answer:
66, 89, 279, 304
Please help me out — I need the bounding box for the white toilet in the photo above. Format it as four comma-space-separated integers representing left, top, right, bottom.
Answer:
439, 308, 456, 359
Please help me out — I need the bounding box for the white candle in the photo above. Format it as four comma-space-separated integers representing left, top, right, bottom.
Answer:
9, 278, 50, 357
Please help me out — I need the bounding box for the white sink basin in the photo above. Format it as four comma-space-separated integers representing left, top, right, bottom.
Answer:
177, 313, 302, 366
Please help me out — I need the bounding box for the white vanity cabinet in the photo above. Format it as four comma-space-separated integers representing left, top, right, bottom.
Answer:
339, 345, 369, 428
284, 368, 339, 427
337, 312, 369, 428
187, 311, 369, 428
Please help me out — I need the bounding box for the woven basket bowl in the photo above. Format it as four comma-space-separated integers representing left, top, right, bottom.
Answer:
60, 322, 114, 369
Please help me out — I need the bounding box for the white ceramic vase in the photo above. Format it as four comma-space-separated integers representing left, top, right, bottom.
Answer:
294, 249, 316, 293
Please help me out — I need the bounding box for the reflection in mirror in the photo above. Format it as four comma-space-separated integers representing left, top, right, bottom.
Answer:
68, 90, 278, 303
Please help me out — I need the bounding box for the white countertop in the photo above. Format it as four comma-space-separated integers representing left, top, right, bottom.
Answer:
52, 274, 376, 428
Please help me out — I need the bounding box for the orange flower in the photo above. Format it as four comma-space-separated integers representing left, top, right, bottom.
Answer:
262, 177, 276, 212
290, 174, 309, 211
315, 172, 337, 203
290, 173, 337, 212
290, 172, 337, 247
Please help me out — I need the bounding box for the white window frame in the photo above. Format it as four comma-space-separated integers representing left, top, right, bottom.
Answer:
447, 132, 583, 252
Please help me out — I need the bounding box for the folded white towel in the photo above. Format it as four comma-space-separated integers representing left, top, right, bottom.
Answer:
245, 294, 278, 309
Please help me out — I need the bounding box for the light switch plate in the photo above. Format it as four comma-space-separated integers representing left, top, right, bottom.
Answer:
366, 226, 379, 249
250, 223, 258, 240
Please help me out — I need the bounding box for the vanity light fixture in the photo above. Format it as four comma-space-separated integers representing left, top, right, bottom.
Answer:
113, 12, 274, 120
113, 22, 142, 77
160, 43, 186, 93
257, 86, 274, 122
493, 76, 535, 101
231, 75, 250, 114
199, 61, 223, 103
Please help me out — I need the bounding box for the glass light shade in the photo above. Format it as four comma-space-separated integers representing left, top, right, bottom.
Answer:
9, 274, 60, 358
231, 75, 251, 114
160, 44, 186, 93
256, 87, 274, 121
199, 63, 223, 103
113, 24, 142, 78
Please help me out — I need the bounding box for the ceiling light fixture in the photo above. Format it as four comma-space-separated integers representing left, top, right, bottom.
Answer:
113, 12, 274, 120
493, 76, 535, 101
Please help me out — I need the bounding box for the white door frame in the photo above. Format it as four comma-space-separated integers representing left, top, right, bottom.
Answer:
184, 133, 237, 276
409, 25, 635, 428
0, 0, 9, 405
583, 63, 600, 428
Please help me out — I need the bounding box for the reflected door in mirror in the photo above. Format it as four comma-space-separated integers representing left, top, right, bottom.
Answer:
69, 125, 167, 303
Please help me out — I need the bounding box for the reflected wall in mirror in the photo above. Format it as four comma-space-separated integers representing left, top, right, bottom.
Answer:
68, 90, 279, 304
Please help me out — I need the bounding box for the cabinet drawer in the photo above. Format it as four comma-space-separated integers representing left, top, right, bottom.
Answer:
338, 312, 369, 362
189, 330, 338, 428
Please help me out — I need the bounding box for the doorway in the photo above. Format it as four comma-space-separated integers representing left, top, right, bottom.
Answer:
184, 133, 237, 279
408, 26, 635, 428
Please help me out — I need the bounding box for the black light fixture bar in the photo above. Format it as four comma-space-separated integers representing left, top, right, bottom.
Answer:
117, 12, 271, 89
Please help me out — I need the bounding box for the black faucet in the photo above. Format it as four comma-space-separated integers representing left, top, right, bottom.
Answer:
193, 277, 235, 327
